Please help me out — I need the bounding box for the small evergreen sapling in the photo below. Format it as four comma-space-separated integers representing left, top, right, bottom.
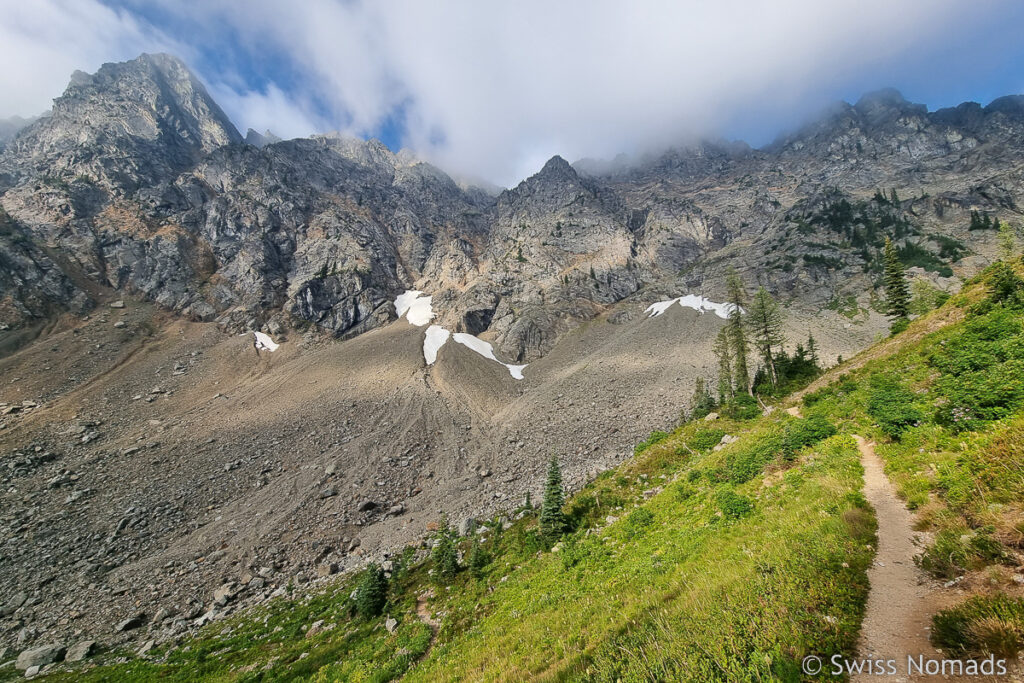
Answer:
431, 517, 459, 583
540, 456, 567, 540
355, 563, 388, 618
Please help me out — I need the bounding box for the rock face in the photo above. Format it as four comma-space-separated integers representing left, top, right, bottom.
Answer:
2, 54, 1022, 359
1, 53, 240, 190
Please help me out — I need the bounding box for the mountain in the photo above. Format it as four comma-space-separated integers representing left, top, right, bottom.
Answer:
2, 53, 1024, 668
2, 57, 1021, 363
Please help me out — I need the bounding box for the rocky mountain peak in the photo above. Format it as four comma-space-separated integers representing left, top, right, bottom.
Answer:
1, 52, 241, 189
985, 94, 1024, 118
538, 154, 575, 177
853, 88, 927, 125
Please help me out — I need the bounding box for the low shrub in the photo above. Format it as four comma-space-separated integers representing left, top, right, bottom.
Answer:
688, 428, 726, 452
932, 594, 1024, 657
917, 527, 1008, 579
782, 415, 837, 458
625, 507, 655, 537
723, 433, 785, 484
715, 488, 753, 520
722, 394, 760, 420
635, 430, 670, 455
866, 374, 924, 439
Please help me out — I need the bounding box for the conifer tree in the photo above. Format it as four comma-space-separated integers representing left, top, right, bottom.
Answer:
998, 221, 1018, 260
883, 237, 911, 326
431, 517, 459, 583
746, 286, 785, 387
689, 377, 717, 421
540, 456, 567, 540
467, 535, 491, 580
713, 326, 734, 402
355, 563, 388, 618
806, 332, 820, 367
725, 270, 752, 396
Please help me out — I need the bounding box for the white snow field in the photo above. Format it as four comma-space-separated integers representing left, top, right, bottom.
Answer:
395, 290, 526, 380
252, 331, 280, 352
423, 325, 451, 364
394, 290, 436, 326
644, 294, 736, 319
452, 333, 527, 379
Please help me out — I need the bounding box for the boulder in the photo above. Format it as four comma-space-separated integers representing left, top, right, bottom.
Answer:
16, 644, 65, 670
65, 640, 96, 662
114, 613, 146, 632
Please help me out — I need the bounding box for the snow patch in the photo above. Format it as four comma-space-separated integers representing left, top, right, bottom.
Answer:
396, 290, 526, 379
644, 294, 737, 320
394, 290, 435, 326
452, 333, 527, 379
252, 331, 279, 352
423, 325, 450, 364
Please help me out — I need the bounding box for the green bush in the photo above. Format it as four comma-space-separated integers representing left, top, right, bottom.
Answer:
625, 507, 655, 537
688, 428, 726, 453
929, 308, 1024, 431
932, 594, 1024, 657
889, 317, 910, 335
866, 374, 924, 439
723, 434, 783, 484
722, 394, 760, 420
715, 489, 753, 519
635, 430, 670, 455
782, 415, 837, 458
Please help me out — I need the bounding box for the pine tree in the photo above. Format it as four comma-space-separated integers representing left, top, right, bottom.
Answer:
355, 563, 388, 618
689, 377, 717, 421
467, 535, 491, 580
883, 237, 911, 326
540, 456, 567, 540
431, 517, 459, 583
725, 270, 752, 396
713, 326, 734, 402
806, 332, 820, 367
998, 221, 1018, 260
746, 287, 785, 387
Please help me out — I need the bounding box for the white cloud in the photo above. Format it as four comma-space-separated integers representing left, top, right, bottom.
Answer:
208, 82, 330, 141
0, 0, 180, 117
0, 0, 1017, 185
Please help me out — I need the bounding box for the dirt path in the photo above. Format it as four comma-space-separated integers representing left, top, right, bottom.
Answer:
414, 590, 440, 659
852, 435, 950, 682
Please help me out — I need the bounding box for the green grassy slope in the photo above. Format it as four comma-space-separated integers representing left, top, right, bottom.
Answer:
20, 259, 1024, 682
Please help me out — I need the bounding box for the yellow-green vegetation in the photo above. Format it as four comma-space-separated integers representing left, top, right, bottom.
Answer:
26, 258, 1024, 681
37, 411, 872, 682
802, 257, 1024, 657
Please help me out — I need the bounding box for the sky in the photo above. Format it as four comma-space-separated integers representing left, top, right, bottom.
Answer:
1, 0, 1023, 186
